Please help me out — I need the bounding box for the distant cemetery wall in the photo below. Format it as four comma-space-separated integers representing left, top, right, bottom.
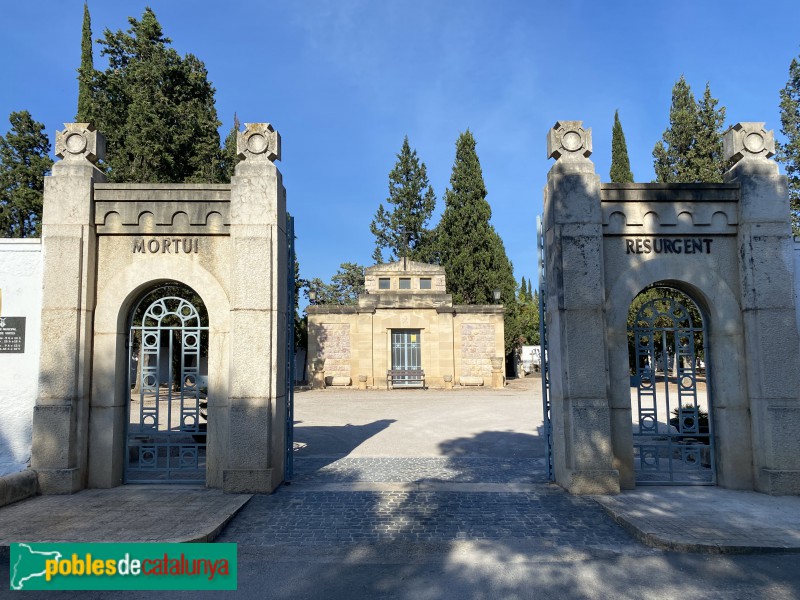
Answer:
0, 239, 42, 476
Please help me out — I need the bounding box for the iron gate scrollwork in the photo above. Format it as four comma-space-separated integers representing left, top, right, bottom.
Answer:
631, 293, 715, 485
126, 287, 208, 484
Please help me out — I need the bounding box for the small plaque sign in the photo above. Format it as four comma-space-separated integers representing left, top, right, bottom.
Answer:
0, 317, 26, 353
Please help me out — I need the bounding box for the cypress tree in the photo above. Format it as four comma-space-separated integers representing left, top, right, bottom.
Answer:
76, 2, 94, 123
778, 55, 800, 234
436, 130, 518, 351
653, 77, 727, 183
520, 276, 528, 302
694, 84, 726, 183
370, 136, 436, 264
221, 113, 241, 182
653, 76, 698, 183
610, 110, 634, 183
0, 111, 54, 237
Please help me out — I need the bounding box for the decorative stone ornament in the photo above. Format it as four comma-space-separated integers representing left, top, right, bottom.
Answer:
55, 123, 105, 164
237, 123, 281, 162
724, 122, 775, 165
547, 121, 592, 160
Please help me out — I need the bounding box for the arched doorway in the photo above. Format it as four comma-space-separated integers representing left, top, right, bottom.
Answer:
125, 283, 209, 484
628, 286, 715, 485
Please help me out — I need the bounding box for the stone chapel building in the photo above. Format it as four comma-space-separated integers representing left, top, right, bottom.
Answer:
306, 260, 506, 389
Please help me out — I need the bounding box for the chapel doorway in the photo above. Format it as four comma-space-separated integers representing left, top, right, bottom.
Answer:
390, 329, 422, 386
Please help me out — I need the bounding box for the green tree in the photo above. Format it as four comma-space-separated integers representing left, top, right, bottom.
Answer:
0, 111, 53, 237
653, 76, 698, 183
519, 276, 528, 302
694, 84, 726, 183
610, 110, 634, 183
370, 136, 436, 264
305, 262, 366, 306
76, 2, 93, 123
778, 55, 800, 233
87, 8, 223, 183
653, 77, 726, 183
221, 113, 241, 182
436, 130, 518, 352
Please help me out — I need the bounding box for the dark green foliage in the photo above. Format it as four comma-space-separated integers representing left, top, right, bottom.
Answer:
370, 137, 436, 264
653, 77, 726, 183
516, 285, 540, 346
221, 113, 241, 182
694, 84, 726, 183
76, 2, 93, 123
87, 8, 223, 183
519, 276, 528, 302
610, 110, 634, 183
0, 111, 53, 237
435, 130, 518, 352
778, 56, 800, 234
305, 262, 366, 306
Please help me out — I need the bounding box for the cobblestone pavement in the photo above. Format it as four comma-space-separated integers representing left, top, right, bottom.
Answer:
291, 456, 547, 484
216, 484, 649, 556
218, 380, 652, 557
218, 453, 650, 556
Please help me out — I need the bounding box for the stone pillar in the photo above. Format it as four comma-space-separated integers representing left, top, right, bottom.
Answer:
31, 124, 106, 493
224, 123, 288, 493
724, 123, 800, 494
491, 357, 504, 389
542, 121, 619, 495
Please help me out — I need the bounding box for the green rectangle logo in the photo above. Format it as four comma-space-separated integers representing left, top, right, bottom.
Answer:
10, 543, 237, 591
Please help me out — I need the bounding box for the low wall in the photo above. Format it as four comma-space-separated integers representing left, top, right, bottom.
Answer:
0, 239, 42, 476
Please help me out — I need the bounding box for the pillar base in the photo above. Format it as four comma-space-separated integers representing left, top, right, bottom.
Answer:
559, 469, 620, 495
222, 468, 276, 494
756, 469, 800, 495
36, 468, 83, 494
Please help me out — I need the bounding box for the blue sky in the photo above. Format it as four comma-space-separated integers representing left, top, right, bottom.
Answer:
2, 1, 800, 290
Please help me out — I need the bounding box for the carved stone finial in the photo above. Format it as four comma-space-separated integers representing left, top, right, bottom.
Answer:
724, 122, 775, 165
547, 121, 592, 161
237, 123, 281, 162
55, 123, 105, 164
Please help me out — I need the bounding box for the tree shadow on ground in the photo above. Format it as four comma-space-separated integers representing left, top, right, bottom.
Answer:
291, 419, 396, 473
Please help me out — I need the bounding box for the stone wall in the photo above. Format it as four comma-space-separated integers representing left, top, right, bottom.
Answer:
318, 323, 351, 377
459, 323, 495, 378
0, 239, 42, 476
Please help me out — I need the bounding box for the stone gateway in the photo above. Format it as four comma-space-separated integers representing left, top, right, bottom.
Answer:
541, 120, 800, 495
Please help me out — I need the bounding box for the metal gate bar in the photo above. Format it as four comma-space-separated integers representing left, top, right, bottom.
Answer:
632, 295, 715, 485
126, 293, 207, 484
536, 216, 553, 482
285, 214, 296, 481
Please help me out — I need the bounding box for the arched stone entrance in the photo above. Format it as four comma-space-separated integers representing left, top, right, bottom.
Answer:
542, 120, 800, 495
628, 286, 714, 485
30, 122, 291, 494
125, 283, 208, 483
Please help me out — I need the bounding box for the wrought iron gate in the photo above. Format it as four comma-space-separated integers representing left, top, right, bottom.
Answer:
391, 329, 422, 385
285, 214, 296, 481
631, 294, 715, 485
126, 288, 208, 483
536, 216, 553, 481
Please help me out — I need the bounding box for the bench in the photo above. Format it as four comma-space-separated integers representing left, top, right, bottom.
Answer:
386, 369, 425, 389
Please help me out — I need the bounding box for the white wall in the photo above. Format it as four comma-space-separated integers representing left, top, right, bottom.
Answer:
0, 239, 42, 475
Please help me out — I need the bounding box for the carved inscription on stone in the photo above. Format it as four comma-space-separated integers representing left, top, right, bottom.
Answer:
625, 238, 713, 255
133, 238, 200, 254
